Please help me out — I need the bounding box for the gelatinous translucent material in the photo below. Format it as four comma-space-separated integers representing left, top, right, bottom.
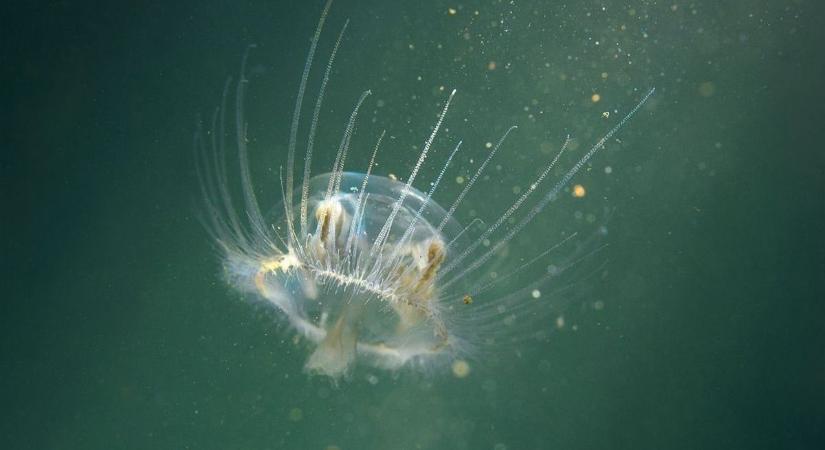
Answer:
251, 172, 468, 377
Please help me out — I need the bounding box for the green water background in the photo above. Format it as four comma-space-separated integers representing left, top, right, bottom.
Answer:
3, 0, 823, 448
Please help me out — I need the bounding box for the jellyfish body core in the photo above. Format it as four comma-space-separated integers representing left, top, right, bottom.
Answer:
253, 172, 466, 377
196, 0, 654, 380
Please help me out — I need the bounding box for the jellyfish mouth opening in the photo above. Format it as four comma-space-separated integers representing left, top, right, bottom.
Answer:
254, 251, 452, 379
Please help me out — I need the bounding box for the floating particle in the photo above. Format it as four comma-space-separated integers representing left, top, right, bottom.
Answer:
448, 7, 457, 15
463, 294, 473, 305
556, 315, 565, 329
452, 359, 471, 378
591, 93, 601, 103
288, 407, 303, 422
572, 184, 586, 198
698, 81, 715, 97
531, 289, 541, 299
487, 61, 497, 71
455, 175, 465, 184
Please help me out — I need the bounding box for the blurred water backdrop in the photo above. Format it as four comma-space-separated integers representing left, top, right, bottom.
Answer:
3, 0, 823, 449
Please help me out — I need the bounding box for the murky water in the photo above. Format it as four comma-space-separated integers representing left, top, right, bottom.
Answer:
3, 1, 822, 449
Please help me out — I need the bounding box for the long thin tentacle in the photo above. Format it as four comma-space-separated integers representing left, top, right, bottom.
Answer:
300, 19, 350, 238
285, 0, 334, 247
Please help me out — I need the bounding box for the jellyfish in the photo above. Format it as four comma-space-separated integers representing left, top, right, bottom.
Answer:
195, 0, 654, 380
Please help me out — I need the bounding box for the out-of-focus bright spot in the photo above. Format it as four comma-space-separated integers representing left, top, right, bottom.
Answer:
456, 175, 465, 184
452, 359, 471, 378
531, 289, 541, 299
594, 300, 605, 310
591, 93, 601, 103
604, 165, 613, 174
699, 81, 716, 97
487, 60, 497, 71
556, 315, 565, 329
572, 184, 586, 198
448, 7, 457, 15
288, 408, 303, 422
601, 71, 609, 79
